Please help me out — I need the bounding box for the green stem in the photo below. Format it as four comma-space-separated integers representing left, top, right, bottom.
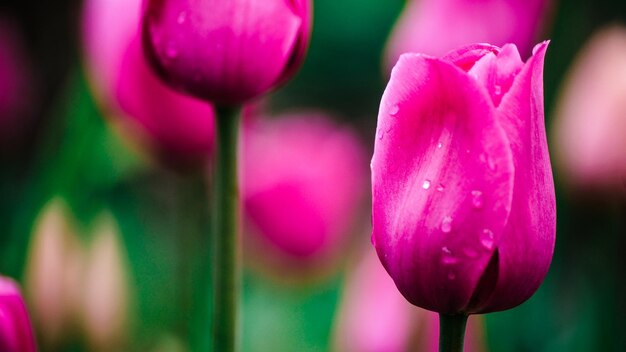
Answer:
438, 314, 468, 352
211, 106, 241, 352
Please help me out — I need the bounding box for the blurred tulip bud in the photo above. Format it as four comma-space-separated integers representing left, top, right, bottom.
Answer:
0, 276, 37, 352
333, 247, 486, 352
0, 17, 33, 145
243, 113, 366, 269
552, 26, 626, 194
82, 0, 215, 167
385, 0, 550, 70
82, 213, 133, 350
142, 0, 312, 105
25, 198, 82, 347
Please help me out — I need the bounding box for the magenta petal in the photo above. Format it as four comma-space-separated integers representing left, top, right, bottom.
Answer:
142, 0, 304, 104
372, 54, 515, 313
0, 278, 36, 352
474, 42, 556, 313
442, 43, 501, 71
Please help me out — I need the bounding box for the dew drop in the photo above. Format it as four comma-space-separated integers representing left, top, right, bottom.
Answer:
436, 184, 445, 192
471, 190, 483, 209
437, 142, 443, 149
466, 149, 471, 154
177, 11, 187, 24
378, 130, 385, 141
441, 216, 453, 233
166, 41, 179, 59
494, 84, 502, 96
442, 246, 452, 255
422, 179, 431, 190
487, 156, 497, 171
479, 153, 487, 163
389, 105, 399, 116
480, 229, 495, 250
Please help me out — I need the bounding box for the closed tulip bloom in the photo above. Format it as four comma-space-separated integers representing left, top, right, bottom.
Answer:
243, 114, 366, 263
0, 277, 37, 352
83, 0, 215, 165
385, 0, 550, 69
553, 26, 626, 193
142, 0, 311, 105
371, 42, 556, 314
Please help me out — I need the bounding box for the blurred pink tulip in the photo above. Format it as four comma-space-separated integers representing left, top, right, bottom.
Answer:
372, 42, 555, 314
82, 0, 215, 166
243, 113, 366, 265
142, 0, 312, 105
385, 0, 550, 69
334, 247, 486, 352
0, 276, 37, 352
553, 26, 626, 193
0, 18, 32, 142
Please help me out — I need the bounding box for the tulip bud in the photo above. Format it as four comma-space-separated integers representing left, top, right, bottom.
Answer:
82, 213, 132, 350
372, 42, 556, 314
142, 0, 312, 105
552, 26, 626, 194
385, 0, 551, 69
0, 276, 37, 352
24, 198, 83, 347
82, 0, 215, 166
243, 113, 366, 268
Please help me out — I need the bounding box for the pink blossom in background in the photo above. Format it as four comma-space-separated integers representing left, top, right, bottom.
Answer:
333, 247, 486, 352
0, 276, 37, 352
82, 0, 215, 166
385, 0, 550, 69
243, 113, 366, 265
142, 0, 311, 105
0, 18, 32, 141
552, 26, 626, 194
371, 42, 556, 314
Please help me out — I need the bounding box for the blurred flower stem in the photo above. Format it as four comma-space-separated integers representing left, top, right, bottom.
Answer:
439, 314, 468, 352
212, 106, 241, 352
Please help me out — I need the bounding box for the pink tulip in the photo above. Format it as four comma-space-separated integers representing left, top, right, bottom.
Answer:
371, 42, 556, 314
552, 26, 626, 193
142, 0, 311, 105
82, 0, 215, 165
0, 276, 37, 352
243, 113, 366, 264
333, 247, 486, 352
385, 0, 550, 69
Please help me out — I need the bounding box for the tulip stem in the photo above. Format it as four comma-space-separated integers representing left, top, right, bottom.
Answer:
438, 314, 468, 352
211, 106, 241, 352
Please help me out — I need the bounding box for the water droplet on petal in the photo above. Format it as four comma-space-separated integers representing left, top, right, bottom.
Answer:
422, 179, 431, 190
487, 156, 497, 171
479, 153, 487, 163
471, 190, 483, 209
177, 11, 187, 24
436, 184, 445, 192
441, 216, 453, 233
466, 149, 471, 154
480, 229, 495, 250
437, 142, 443, 149
166, 41, 179, 59
442, 246, 451, 255
494, 84, 502, 96
389, 105, 399, 116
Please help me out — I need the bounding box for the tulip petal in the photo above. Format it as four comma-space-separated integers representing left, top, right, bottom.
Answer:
442, 43, 500, 72
472, 42, 556, 313
372, 54, 514, 313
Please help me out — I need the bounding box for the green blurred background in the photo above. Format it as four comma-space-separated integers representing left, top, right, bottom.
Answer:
0, 0, 625, 351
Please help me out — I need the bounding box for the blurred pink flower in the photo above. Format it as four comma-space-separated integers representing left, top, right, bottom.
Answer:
0, 276, 37, 352
141, 0, 311, 105
385, 0, 550, 69
333, 247, 486, 352
372, 42, 555, 314
82, 0, 215, 166
242, 113, 366, 265
552, 26, 626, 194
0, 18, 32, 142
